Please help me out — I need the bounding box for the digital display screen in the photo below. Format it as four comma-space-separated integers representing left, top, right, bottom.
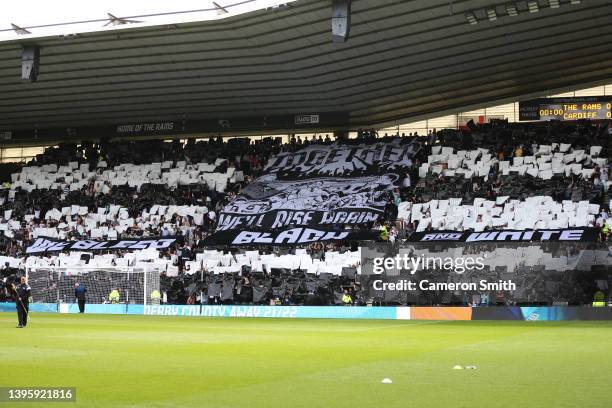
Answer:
519, 97, 612, 121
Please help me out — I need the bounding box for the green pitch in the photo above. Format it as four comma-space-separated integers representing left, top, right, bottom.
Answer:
1, 313, 611, 408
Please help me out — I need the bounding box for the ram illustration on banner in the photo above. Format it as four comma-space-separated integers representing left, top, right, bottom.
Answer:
216, 174, 391, 231
214, 140, 420, 243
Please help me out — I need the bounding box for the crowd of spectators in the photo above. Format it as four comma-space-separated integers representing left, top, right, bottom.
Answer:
0, 119, 609, 306
0, 121, 610, 256
379, 120, 611, 243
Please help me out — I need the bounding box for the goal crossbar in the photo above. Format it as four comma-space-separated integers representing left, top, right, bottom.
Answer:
26, 266, 162, 306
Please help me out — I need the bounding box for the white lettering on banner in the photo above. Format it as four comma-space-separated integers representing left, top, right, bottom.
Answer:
26, 238, 177, 254
559, 230, 583, 240
109, 240, 138, 249
128, 239, 175, 250
217, 210, 379, 232
299, 228, 324, 242
231, 228, 349, 245
496, 231, 523, 241
417, 229, 591, 242
25, 238, 70, 254
465, 230, 584, 242
319, 211, 379, 225
270, 211, 315, 229
466, 232, 499, 242
275, 228, 304, 244
522, 231, 534, 240
319, 231, 348, 242
216, 213, 266, 230
233, 231, 274, 245
264, 143, 418, 174
91, 241, 113, 250
127, 240, 157, 250
420, 233, 463, 241
538, 230, 560, 241
70, 240, 99, 250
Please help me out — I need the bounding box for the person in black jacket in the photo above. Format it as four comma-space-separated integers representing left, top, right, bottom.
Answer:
74, 282, 87, 313
13, 276, 31, 328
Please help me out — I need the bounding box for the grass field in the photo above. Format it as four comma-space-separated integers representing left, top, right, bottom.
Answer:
1, 313, 611, 408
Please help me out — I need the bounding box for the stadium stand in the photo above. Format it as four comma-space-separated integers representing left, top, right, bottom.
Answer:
0, 120, 609, 306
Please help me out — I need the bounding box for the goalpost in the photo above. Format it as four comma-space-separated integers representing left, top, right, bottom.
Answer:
25, 266, 161, 307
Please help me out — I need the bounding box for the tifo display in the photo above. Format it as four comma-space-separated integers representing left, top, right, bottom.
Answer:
0, 120, 607, 311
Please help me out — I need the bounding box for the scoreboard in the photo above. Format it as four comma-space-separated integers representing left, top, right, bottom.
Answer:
519, 97, 612, 121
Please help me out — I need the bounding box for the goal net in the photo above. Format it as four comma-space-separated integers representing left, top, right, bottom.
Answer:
26, 266, 161, 306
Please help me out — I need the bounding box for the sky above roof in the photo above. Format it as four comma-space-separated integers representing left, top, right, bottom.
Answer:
0, 0, 294, 41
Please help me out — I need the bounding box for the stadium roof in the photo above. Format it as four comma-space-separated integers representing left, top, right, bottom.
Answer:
1, 0, 611, 142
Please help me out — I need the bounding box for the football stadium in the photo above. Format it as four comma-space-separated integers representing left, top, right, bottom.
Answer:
0, 0, 611, 407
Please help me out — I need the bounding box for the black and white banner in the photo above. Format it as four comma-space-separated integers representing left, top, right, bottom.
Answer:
264, 142, 419, 179
207, 227, 378, 246
216, 174, 392, 231
409, 228, 599, 242
26, 237, 177, 255
215, 141, 419, 240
